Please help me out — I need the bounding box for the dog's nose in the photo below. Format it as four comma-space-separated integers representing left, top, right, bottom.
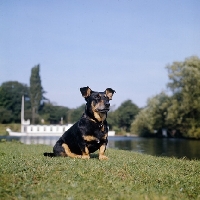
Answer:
105, 102, 110, 108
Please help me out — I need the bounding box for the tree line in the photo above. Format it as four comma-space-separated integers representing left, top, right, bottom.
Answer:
1, 56, 200, 139
0, 64, 139, 133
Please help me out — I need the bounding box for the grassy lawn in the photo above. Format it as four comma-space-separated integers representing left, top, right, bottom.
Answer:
0, 141, 200, 200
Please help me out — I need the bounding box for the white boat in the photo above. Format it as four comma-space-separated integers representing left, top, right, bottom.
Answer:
7, 124, 73, 137
7, 125, 115, 137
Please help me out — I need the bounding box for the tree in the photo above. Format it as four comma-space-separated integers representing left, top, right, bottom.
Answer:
131, 92, 170, 136
166, 56, 200, 138
114, 100, 139, 133
0, 107, 12, 123
68, 104, 85, 123
39, 102, 69, 124
131, 56, 200, 139
0, 81, 29, 123
107, 110, 118, 131
30, 65, 45, 124
130, 107, 153, 136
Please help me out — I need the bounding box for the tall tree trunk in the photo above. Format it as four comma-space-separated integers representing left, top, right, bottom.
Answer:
32, 107, 35, 124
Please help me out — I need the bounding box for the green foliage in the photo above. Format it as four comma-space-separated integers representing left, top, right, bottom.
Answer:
0, 81, 29, 123
68, 104, 85, 123
166, 56, 200, 138
107, 110, 118, 131
131, 108, 153, 137
116, 100, 139, 132
0, 142, 200, 199
0, 107, 12, 123
188, 126, 200, 139
131, 92, 170, 136
132, 56, 200, 138
30, 64, 45, 124
108, 100, 139, 133
39, 102, 69, 124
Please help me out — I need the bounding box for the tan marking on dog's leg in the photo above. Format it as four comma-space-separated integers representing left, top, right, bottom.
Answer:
62, 143, 81, 158
81, 146, 90, 159
99, 144, 108, 160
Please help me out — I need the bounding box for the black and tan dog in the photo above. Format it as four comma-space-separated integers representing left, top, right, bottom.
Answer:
44, 86, 115, 160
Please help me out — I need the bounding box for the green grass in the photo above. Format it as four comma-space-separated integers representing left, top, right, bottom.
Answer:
0, 141, 200, 200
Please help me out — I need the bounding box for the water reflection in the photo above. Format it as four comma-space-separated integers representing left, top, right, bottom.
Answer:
1, 136, 200, 159
108, 136, 200, 159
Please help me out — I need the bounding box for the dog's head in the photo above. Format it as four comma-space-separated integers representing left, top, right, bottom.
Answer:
80, 86, 115, 122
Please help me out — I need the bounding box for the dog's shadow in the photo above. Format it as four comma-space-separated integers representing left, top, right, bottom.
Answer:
90, 153, 99, 159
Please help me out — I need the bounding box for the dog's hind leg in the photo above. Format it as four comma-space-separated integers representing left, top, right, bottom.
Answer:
80, 146, 90, 159
62, 143, 82, 158
99, 144, 108, 160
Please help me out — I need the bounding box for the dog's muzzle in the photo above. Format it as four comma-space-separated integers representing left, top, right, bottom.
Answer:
97, 108, 110, 113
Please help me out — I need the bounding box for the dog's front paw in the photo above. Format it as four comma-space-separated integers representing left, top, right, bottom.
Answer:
99, 155, 109, 160
81, 154, 90, 159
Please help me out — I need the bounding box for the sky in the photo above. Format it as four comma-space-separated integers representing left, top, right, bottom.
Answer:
0, 0, 200, 109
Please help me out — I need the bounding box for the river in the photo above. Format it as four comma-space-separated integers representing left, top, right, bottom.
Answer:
108, 136, 200, 160
1, 136, 200, 160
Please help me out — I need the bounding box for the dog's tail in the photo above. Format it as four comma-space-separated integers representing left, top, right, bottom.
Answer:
43, 152, 55, 157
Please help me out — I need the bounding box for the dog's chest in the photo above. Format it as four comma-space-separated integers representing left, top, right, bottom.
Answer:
82, 130, 107, 143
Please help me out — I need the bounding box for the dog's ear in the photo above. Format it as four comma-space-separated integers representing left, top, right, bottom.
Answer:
80, 86, 92, 98
105, 88, 116, 100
